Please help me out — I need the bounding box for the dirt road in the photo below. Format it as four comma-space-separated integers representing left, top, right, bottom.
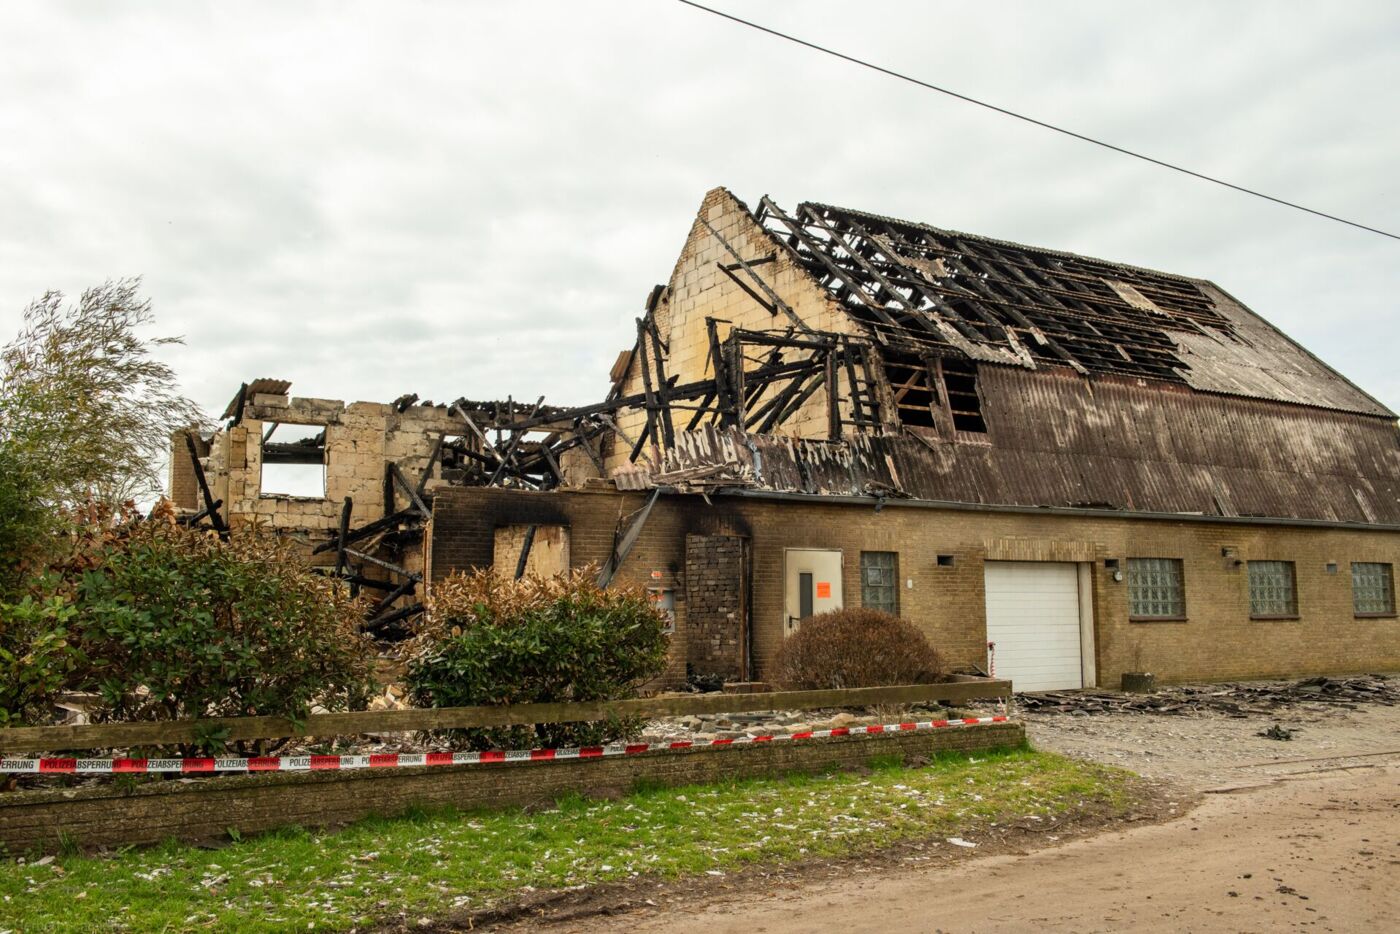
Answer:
564, 762, 1396, 933
545, 704, 1399, 934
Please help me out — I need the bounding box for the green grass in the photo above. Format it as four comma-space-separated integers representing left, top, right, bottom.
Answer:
0, 748, 1138, 933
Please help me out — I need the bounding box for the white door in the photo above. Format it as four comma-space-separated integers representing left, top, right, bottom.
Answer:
784, 549, 843, 636
984, 561, 1083, 692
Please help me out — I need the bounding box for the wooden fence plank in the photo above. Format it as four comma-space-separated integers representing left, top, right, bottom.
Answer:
0, 681, 1011, 753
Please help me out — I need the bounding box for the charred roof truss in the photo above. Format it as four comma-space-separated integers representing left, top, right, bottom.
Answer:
756, 198, 1240, 385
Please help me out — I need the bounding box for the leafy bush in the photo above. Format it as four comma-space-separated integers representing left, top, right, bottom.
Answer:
0, 591, 79, 727
769, 608, 947, 690
70, 518, 375, 731
407, 570, 670, 750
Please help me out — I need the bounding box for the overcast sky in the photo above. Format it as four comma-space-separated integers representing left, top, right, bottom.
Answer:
2, 1, 1398, 432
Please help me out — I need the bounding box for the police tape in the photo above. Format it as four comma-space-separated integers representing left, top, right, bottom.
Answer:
0, 716, 1011, 775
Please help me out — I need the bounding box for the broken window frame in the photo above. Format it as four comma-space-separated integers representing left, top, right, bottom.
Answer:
258, 420, 329, 499
935, 357, 988, 436
881, 351, 942, 432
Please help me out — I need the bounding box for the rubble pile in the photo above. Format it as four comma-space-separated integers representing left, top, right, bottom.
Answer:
1014, 675, 1397, 717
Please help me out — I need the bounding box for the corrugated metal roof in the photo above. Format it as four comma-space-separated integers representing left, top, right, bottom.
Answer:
220, 378, 292, 420
657, 365, 1400, 525
754, 197, 1393, 419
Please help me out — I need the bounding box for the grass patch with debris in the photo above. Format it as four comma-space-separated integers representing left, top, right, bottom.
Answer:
0, 747, 1140, 933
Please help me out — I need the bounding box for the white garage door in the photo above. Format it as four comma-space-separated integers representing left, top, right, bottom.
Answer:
984, 561, 1083, 692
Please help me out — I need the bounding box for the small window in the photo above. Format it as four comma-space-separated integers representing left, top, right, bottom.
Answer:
883, 353, 940, 429
860, 551, 899, 614
1248, 560, 1298, 618
1127, 558, 1185, 619
937, 358, 987, 433
1352, 562, 1396, 617
260, 422, 327, 498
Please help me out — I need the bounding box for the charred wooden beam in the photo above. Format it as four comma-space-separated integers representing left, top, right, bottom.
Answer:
184, 431, 228, 540
311, 507, 422, 554
369, 578, 417, 618
699, 215, 808, 332
484, 396, 545, 486
362, 602, 424, 633
514, 525, 537, 580
390, 463, 431, 518
416, 434, 446, 497
344, 547, 422, 582
646, 318, 676, 448
334, 497, 352, 578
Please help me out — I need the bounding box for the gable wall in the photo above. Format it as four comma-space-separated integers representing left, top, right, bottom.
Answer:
604, 188, 856, 471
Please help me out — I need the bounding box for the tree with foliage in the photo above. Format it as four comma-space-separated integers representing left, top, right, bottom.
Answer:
0, 278, 203, 509
0, 278, 202, 593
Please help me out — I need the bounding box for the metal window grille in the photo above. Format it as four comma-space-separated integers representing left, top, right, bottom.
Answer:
1248, 561, 1297, 617
860, 551, 898, 615
1127, 558, 1185, 618
1352, 562, 1395, 616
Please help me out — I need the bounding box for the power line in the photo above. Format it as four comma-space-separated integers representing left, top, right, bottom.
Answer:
674, 0, 1400, 242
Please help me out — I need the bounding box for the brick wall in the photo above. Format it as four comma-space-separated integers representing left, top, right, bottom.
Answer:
604, 187, 858, 470
0, 724, 1024, 854
684, 534, 747, 679
167, 431, 206, 511
431, 486, 1400, 688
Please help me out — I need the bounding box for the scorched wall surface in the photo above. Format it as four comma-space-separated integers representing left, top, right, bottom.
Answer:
430, 487, 1400, 689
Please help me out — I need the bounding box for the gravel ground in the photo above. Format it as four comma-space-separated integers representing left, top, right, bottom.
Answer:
1004, 689, 1400, 790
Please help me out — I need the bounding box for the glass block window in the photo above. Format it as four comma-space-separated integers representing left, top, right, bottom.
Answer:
1248, 561, 1298, 618
1352, 562, 1396, 616
1127, 558, 1185, 619
860, 551, 898, 615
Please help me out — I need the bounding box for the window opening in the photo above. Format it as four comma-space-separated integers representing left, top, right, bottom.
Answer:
882, 353, 939, 429
1127, 558, 1185, 619
260, 421, 326, 498
799, 572, 814, 619
1248, 560, 1298, 618
860, 551, 899, 614
1352, 562, 1396, 616
937, 358, 987, 433
438, 434, 474, 483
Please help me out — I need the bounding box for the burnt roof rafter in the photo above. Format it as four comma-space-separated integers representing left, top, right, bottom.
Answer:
755, 197, 1244, 385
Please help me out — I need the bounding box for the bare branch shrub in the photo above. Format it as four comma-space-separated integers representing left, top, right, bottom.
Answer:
770, 608, 947, 690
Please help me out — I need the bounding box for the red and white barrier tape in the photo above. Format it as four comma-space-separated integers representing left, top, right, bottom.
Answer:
0, 716, 1010, 775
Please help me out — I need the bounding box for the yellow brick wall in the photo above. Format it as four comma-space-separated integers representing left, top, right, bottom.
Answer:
432, 487, 1400, 688
605, 188, 857, 471
197, 396, 468, 535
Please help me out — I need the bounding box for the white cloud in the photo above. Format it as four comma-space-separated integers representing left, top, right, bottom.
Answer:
1, 0, 1396, 422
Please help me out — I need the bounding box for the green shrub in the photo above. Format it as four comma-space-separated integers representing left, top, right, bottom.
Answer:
0, 590, 79, 727
407, 570, 670, 750
69, 518, 374, 737
769, 608, 947, 690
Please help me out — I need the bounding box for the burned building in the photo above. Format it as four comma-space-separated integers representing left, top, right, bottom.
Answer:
176, 187, 1400, 690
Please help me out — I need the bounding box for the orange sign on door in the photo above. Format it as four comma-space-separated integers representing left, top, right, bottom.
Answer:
816, 581, 831, 599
